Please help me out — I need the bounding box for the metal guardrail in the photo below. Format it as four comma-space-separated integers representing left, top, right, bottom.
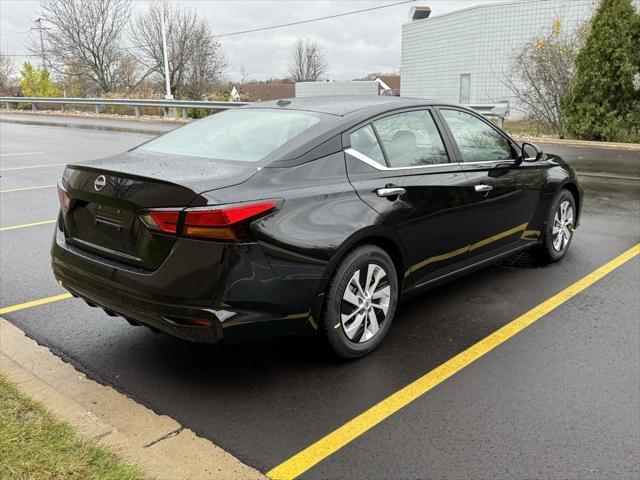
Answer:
0, 97, 250, 120
0, 96, 510, 126
466, 102, 510, 128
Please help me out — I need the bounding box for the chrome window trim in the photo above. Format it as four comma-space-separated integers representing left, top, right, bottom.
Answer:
344, 148, 453, 171
460, 159, 517, 166
345, 148, 517, 171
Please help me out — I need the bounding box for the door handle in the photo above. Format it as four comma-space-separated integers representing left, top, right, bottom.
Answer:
474, 184, 493, 193
376, 187, 406, 198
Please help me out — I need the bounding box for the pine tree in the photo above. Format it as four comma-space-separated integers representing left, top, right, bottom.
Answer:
560, 0, 640, 141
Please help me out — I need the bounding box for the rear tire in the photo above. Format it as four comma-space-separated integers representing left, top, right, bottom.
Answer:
535, 189, 576, 264
322, 245, 398, 359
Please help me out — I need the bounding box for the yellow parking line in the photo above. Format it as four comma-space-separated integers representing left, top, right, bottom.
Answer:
0, 219, 56, 231
0, 293, 73, 315
267, 243, 640, 480
0, 184, 56, 193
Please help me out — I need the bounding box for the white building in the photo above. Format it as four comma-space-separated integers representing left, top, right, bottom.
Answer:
400, 0, 640, 115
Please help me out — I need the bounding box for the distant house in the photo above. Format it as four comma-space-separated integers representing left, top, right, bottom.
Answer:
230, 82, 295, 102
375, 75, 400, 96
295, 81, 379, 97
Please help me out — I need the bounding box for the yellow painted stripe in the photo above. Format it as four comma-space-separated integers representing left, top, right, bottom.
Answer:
0, 219, 56, 231
0, 293, 73, 315
267, 243, 640, 480
0, 184, 56, 193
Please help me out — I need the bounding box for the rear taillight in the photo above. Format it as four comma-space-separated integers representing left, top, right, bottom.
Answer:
138, 200, 278, 241
57, 184, 71, 211
138, 210, 181, 234
182, 201, 278, 240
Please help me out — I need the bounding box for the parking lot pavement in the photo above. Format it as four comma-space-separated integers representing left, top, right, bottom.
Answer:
1, 121, 638, 478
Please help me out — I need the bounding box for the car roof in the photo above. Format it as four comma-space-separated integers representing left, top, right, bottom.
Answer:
244, 95, 455, 117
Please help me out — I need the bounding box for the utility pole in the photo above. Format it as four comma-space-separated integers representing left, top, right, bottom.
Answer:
160, 11, 173, 100
32, 18, 48, 68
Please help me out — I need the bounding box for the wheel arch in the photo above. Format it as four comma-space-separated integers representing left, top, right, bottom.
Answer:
309, 227, 407, 326
560, 181, 581, 225
327, 227, 406, 285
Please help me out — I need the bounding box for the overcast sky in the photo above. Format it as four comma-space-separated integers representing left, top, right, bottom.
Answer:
0, 0, 512, 81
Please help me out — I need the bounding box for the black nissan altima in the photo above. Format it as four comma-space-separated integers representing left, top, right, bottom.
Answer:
52, 96, 582, 358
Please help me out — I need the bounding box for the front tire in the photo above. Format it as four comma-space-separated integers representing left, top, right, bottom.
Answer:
535, 189, 576, 263
322, 245, 398, 359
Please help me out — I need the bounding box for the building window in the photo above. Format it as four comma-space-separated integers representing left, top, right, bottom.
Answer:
459, 74, 471, 104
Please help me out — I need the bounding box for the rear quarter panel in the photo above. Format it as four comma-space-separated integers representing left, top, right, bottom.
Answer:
198, 153, 383, 283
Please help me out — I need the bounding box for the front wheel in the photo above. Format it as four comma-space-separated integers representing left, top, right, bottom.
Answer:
535, 189, 576, 263
322, 245, 398, 359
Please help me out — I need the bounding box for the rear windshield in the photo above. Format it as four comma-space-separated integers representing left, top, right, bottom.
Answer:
138, 109, 321, 162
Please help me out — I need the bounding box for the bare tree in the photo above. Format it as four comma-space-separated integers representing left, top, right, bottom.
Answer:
0, 54, 15, 94
288, 39, 327, 82
132, 2, 226, 99
37, 0, 132, 94
503, 18, 586, 136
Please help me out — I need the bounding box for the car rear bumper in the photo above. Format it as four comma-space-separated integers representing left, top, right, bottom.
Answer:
51, 217, 324, 343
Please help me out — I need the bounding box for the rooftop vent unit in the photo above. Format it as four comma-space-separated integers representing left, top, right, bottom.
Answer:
409, 6, 431, 21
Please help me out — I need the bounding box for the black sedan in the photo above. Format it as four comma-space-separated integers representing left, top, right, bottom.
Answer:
52, 96, 582, 358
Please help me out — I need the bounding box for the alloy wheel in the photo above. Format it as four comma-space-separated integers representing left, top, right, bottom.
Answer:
552, 200, 574, 252
341, 263, 391, 343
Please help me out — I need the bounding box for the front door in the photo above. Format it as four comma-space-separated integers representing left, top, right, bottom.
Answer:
437, 108, 547, 261
344, 108, 474, 289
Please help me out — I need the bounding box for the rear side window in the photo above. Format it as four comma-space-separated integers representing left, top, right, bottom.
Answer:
139, 109, 320, 162
350, 125, 386, 166
373, 110, 449, 167
440, 109, 513, 162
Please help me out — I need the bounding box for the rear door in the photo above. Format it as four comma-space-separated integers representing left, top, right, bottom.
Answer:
437, 108, 547, 261
344, 108, 474, 289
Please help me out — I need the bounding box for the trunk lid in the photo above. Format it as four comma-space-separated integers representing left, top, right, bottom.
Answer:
61, 151, 259, 270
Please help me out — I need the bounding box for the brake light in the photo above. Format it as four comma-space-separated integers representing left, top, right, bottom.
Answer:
138, 210, 180, 234
57, 184, 71, 211
137, 201, 278, 240
182, 201, 277, 240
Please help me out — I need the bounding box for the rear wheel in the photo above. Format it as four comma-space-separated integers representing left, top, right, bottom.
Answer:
535, 189, 576, 263
322, 245, 398, 359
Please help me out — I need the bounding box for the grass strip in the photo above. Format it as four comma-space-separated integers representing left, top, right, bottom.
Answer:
0, 374, 143, 480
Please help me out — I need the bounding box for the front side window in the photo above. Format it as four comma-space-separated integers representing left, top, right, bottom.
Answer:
139, 109, 321, 162
350, 124, 386, 166
440, 109, 513, 162
373, 110, 448, 167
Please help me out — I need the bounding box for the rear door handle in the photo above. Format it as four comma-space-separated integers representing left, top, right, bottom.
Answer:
376, 187, 406, 197
474, 184, 493, 193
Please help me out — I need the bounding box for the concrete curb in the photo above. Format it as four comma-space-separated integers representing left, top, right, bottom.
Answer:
512, 135, 640, 151
0, 318, 266, 480
0, 109, 186, 125
0, 115, 174, 136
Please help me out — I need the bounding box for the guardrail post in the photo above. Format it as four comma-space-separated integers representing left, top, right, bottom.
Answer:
4, 102, 10, 110
498, 116, 505, 129
134, 106, 141, 120
60, 104, 65, 113
182, 108, 188, 120
95, 104, 101, 115
32, 103, 37, 112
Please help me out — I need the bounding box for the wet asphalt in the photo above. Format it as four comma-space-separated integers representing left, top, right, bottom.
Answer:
0, 117, 638, 479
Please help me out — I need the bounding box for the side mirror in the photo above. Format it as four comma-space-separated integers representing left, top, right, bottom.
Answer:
521, 142, 543, 162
